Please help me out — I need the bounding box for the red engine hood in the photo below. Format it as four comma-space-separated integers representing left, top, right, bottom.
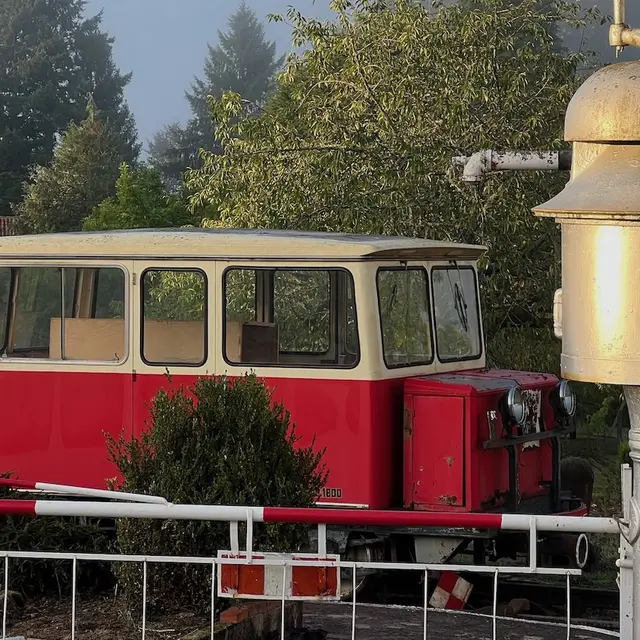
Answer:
404, 368, 559, 396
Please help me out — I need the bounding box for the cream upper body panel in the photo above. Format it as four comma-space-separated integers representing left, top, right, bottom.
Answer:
0, 231, 487, 379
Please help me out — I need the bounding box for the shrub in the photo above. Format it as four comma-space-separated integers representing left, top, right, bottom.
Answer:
106, 373, 327, 618
0, 477, 113, 598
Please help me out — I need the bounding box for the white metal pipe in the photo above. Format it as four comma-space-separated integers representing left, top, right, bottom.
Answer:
453, 150, 572, 183
35, 501, 266, 521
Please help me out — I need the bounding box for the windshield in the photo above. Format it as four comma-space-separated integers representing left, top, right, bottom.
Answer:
377, 267, 433, 368
432, 265, 482, 361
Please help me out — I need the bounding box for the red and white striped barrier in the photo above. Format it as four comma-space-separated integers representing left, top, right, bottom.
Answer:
0, 499, 614, 534
217, 551, 340, 600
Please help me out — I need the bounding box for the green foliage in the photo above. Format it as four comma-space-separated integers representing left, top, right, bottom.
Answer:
14, 105, 131, 234
149, 2, 283, 189
143, 270, 206, 321
0, 0, 139, 215
486, 326, 561, 373
106, 374, 327, 617
0, 478, 112, 597
187, 0, 597, 347
83, 164, 199, 231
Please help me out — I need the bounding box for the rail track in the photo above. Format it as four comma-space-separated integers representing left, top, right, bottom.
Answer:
356, 571, 620, 631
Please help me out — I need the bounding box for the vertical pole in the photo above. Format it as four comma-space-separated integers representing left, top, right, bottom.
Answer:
621, 463, 634, 638
623, 386, 640, 639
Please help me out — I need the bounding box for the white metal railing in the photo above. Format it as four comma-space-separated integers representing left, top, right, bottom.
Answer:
0, 549, 615, 640
0, 475, 629, 640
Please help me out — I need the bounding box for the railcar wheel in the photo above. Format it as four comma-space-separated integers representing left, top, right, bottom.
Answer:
560, 456, 594, 513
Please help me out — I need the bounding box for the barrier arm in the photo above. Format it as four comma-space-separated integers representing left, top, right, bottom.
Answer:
0, 478, 169, 505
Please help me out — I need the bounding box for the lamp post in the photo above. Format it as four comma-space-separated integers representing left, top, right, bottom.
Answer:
533, 37, 640, 638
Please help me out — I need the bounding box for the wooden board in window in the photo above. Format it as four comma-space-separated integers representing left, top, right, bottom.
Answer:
241, 322, 279, 364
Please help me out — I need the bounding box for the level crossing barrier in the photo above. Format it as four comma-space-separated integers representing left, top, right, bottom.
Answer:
0, 473, 631, 640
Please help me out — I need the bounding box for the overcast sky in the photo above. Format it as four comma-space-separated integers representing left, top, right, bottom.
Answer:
83, 1, 335, 151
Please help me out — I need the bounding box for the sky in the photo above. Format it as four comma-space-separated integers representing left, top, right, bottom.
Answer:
84, 1, 335, 152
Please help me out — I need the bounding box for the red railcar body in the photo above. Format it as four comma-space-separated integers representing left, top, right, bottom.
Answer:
0, 368, 566, 517
404, 370, 561, 512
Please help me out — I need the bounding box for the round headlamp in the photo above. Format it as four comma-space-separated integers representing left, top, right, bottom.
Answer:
557, 380, 576, 417
506, 386, 526, 426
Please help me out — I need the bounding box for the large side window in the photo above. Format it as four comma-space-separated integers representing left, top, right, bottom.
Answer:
223, 267, 358, 368
141, 269, 207, 366
7, 266, 127, 361
377, 267, 433, 368
432, 266, 482, 362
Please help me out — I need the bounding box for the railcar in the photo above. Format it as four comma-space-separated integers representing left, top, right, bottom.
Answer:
0, 229, 591, 574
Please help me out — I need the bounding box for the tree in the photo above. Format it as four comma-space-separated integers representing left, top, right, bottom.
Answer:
107, 373, 327, 616
0, 0, 139, 216
14, 103, 129, 234
186, 0, 596, 355
148, 2, 283, 189
146, 122, 203, 193
83, 163, 200, 231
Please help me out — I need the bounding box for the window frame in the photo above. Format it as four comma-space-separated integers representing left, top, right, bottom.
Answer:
0, 262, 130, 365
431, 264, 483, 364
139, 266, 209, 368
376, 265, 435, 370
221, 265, 360, 370
0, 267, 15, 356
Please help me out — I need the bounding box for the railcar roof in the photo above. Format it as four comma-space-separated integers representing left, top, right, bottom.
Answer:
0, 228, 487, 260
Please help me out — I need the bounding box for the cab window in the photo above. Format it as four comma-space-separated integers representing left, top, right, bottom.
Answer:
377, 267, 433, 368
432, 265, 482, 361
223, 267, 358, 368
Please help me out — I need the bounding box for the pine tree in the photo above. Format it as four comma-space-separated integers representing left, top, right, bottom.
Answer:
0, 0, 139, 216
148, 2, 282, 189
14, 101, 129, 234
83, 164, 199, 231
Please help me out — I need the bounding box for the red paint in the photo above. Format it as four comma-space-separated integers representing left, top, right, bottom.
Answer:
0, 478, 36, 490
0, 499, 36, 516
404, 370, 561, 513
290, 557, 338, 597
132, 373, 403, 510
263, 506, 504, 529
0, 370, 132, 488
406, 395, 465, 508
219, 554, 265, 596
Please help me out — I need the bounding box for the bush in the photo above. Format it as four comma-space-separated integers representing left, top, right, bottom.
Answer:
0, 478, 112, 598
106, 373, 327, 618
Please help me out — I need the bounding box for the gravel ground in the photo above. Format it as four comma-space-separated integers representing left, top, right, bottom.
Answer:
3, 596, 619, 640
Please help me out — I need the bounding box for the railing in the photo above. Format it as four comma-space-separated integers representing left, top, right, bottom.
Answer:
0, 476, 628, 640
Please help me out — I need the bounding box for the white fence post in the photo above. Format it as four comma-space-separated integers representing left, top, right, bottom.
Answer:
620, 462, 634, 637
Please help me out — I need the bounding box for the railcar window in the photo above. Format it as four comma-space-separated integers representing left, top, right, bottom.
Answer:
223, 267, 358, 368
0, 268, 11, 351
141, 269, 207, 366
377, 267, 433, 368
9, 266, 126, 361
432, 266, 482, 362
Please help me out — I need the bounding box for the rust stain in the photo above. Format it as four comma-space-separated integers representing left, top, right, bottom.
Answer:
437, 494, 457, 506
445, 456, 455, 466
403, 408, 413, 439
